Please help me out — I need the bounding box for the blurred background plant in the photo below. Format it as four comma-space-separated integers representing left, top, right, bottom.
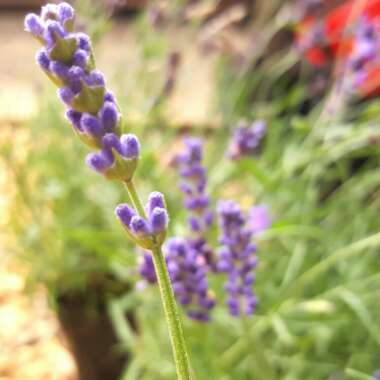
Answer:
1, 0, 380, 379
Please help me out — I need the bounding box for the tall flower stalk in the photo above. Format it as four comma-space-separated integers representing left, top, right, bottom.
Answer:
24, 4, 192, 379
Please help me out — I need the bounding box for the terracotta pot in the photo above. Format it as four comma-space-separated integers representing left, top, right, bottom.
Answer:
56, 275, 137, 380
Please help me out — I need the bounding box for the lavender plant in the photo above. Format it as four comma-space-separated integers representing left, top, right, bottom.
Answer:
166, 238, 215, 322
227, 121, 266, 160
217, 201, 258, 316
24, 3, 192, 379
174, 138, 216, 269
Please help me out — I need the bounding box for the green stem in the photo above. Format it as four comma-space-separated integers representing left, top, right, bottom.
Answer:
151, 246, 193, 380
123, 180, 192, 379
124, 180, 147, 219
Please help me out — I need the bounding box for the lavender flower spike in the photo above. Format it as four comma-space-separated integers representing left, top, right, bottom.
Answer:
165, 238, 215, 322
227, 120, 266, 160
115, 192, 169, 249
217, 201, 258, 317
25, 2, 123, 151
174, 138, 215, 270
28, 5, 193, 379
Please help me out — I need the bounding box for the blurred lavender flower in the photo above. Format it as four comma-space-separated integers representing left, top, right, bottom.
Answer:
166, 238, 215, 322
296, 20, 325, 53
174, 138, 216, 270
227, 121, 266, 160
248, 205, 272, 235
346, 17, 380, 92
139, 253, 157, 284
115, 192, 169, 249
217, 201, 258, 317
25, 3, 138, 182
374, 370, 380, 380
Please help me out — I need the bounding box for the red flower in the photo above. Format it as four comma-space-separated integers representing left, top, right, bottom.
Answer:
296, 0, 380, 95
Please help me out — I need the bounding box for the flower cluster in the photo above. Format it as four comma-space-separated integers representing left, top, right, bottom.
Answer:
174, 138, 215, 269
166, 238, 215, 322
217, 201, 258, 317
116, 192, 169, 249
346, 17, 380, 93
295, 0, 380, 96
24, 2, 139, 182
227, 121, 266, 160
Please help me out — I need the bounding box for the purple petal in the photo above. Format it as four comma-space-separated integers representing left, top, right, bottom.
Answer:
73, 49, 88, 68
58, 2, 75, 24
120, 134, 140, 159
150, 207, 168, 234
100, 101, 119, 132
76, 33, 91, 52
85, 70, 105, 87
86, 152, 112, 174
66, 109, 83, 131
115, 203, 136, 228
58, 87, 74, 105
36, 49, 50, 71
102, 133, 123, 155
147, 192, 165, 214
81, 114, 103, 137
50, 61, 70, 80
24, 14, 45, 37
130, 215, 151, 237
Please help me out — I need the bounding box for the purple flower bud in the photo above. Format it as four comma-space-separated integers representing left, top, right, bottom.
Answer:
85, 70, 105, 87
120, 134, 140, 159
76, 33, 91, 52
58, 87, 74, 105
44, 20, 66, 48
81, 114, 103, 137
66, 109, 82, 131
73, 49, 88, 68
104, 91, 116, 103
139, 253, 157, 284
58, 2, 74, 24
50, 61, 70, 80
184, 196, 209, 210
86, 151, 112, 174
130, 215, 151, 237
227, 298, 240, 316
102, 133, 123, 154
187, 310, 210, 322
150, 207, 168, 234
188, 216, 201, 232
67, 66, 84, 93
147, 192, 165, 214
36, 50, 50, 71
41, 4, 59, 22
24, 14, 45, 37
115, 203, 136, 228
100, 101, 119, 132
